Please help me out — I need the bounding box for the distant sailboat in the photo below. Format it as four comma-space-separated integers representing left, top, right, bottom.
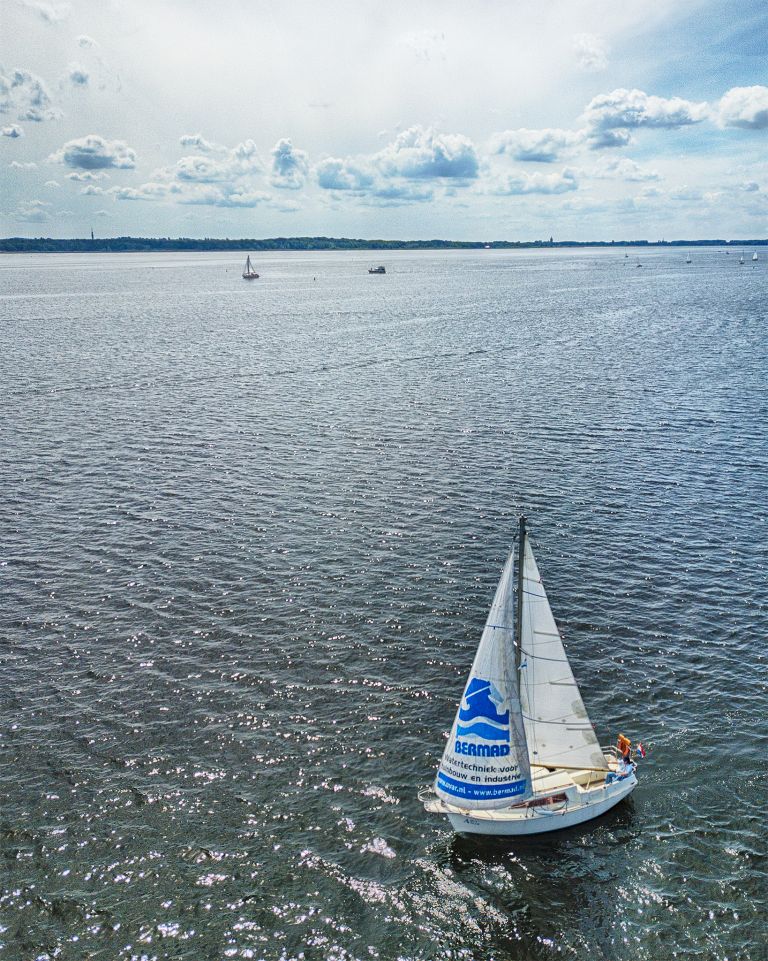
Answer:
753, 252, 759, 262
420, 517, 638, 836
739, 253, 745, 265
242, 255, 259, 280
686, 254, 692, 264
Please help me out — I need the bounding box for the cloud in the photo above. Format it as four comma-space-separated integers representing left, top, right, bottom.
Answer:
113, 179, 271, 208
50, 134, 136, 169
176, 185, 271, 207
112, 182, 171, 201
490, 127, 583, 162
44, 179, 59, 187
67, 63, 89, 86
270, 138, 308, 189
66, 170, 108, 181
1, 124, 24, 138
1, 68, 59, 122
230, 139, 262, 170
367, 182, 435, 205
490, 167, 578, 195
14, 199, 52, 222
316, 157, 375, 191
179, 132, 220, 152
9, 160, 37, 169
573, 33, 608, 72
590, 156, 661, 181
315, 127, 476, 206
740, 181, 760, 192
376, 126, 478, 179
584, 88, 708, 148
80, 184, 105, 195
77, 35, 97, 48
174, 154, 232, 182
716, 86, 768, 130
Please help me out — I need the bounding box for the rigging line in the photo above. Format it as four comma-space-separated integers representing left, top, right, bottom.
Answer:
519, 649, 569, 663
522, 714, 595, 728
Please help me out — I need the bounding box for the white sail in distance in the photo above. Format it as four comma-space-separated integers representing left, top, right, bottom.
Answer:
435, 552, 532, 809
518, 541, 608, 772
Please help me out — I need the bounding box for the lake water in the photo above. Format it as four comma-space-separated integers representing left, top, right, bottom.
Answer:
1, 248, 766, 960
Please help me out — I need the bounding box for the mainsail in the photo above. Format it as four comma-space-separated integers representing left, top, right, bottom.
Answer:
435, 553, 532, 809
518, 541, 607, 772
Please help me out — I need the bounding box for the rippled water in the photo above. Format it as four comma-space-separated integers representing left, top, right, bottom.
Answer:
1, 248, 766, 961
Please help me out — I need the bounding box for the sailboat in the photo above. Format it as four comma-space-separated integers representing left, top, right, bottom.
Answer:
686, 253, 692, 264
420, 517, 637, 836
242, 255, 259, 280
753, 252, 758, 262
739, 254, 745, 265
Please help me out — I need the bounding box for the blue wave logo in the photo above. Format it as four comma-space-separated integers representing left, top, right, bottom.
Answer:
456, 677, 510, 741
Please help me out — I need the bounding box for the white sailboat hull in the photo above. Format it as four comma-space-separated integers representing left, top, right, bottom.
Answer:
425, 774, 637, 836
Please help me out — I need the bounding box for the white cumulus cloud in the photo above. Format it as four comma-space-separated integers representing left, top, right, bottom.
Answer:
376, 126, 478, 180
179, 133, 222, 152
66, 170, 109, 182
584, 88, 708, 148
316, 157, 375, 192
716, 86, 768, 129
490, 167, 578, 195
1, 124, 24, 138
490, 127, 583, 162
1, 68, 59, 122
590, 156, 661, 182
270, 138, 309, 189
50, 134, 137, 169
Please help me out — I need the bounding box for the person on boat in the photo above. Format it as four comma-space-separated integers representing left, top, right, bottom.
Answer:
605, 734, 635, 783
616, 733, 632, 761
605, 754, 635, 784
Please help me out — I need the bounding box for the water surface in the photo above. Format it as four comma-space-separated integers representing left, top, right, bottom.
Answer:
1, 248, 766, 960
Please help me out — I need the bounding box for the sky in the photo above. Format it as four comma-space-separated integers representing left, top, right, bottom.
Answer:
1, 0, 767, 240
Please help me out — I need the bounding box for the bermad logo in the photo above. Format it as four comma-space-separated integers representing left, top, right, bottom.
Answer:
456, 677, 510, 741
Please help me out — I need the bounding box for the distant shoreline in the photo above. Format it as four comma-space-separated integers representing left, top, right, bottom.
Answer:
1, 236, 767, 254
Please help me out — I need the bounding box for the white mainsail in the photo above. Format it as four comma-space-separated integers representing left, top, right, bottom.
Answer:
435, 553, 532, 809
518, 541, 608, 772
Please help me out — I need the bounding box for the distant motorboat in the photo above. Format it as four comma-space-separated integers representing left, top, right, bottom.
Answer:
368, 265, 386, 274
242, 255, 259, 280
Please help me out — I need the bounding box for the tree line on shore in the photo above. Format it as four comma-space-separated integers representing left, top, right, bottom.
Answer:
1, 236, 765, 253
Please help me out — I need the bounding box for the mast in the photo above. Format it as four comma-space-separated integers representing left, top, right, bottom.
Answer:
515, 515, 526, 671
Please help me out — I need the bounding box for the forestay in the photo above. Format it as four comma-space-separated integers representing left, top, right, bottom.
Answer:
518, 541, 608, 772
435, 553, 532, 809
